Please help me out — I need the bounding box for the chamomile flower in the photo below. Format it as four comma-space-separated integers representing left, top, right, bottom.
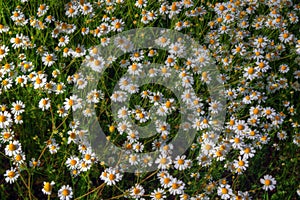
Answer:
39, 98, 51, 111
174, 155, 191, 171
111, 19, 124, 32
129, 184, 145, 199
150, 188, 166, 200
58, 185, 73, 200
260, 174, 276, 191
66, 156, 79, 170
217, 184, 233, 200
42, 181, 55, 195
0, 111, 12, 129
155, 154, 172, 170
0, 45, 9, 60
4, 167, 20, 184
42, 52, 57, 66
10, 101, 25, 115
100, 167, 123, 186
5, 140, 22, 156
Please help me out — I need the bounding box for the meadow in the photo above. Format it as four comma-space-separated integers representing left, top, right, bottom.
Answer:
0, 0, 299, 199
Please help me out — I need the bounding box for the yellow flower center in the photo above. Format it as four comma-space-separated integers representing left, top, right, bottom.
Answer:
0, 115, 6, 122
177, 159, 184, 165
44, 182, 52, 192
7, 171, 15, 178
265, 179, 271, 186
62, 189, 69, 196
108, 174, 115, 180
221, 188, 228, 194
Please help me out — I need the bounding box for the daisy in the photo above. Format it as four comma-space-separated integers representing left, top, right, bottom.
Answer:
233, 156, 249, 174
6, 141, 22, 159
243, 66, 257, 80
0, 45, 9, 60
65, 5, 78, 18
165, 55, 176, 67
130, 50, 144, 62
72, 45, 86, 58
42, 52, 57, 66
260, 174, 276, 191
174, 155, 190, 171
155, 153, 172, 170
155, 36, 170, 47
277, 131, 287, 140
168, 178, 185, 195
81, 27, 89, 36
111, 19, 124, 32
279, 64, 289, 73
129, 184, 145, 199
128, 62, 143, 76
45, 15, 55, 23
42, 181, 55, 195
159, 3, 168, 15
13, 152, 26, 166
48, 142, 59, 154
37, 4, 49, 17
0, 24, 9, 33
150, 188, 166, 200
135, 0, 147, 8
253, 36, 268, 49
0, 111, 12, 129
4, 167, 20, 184
39, 98, 51, 111
2, 78, 13, 90
100, 37, 110, 46
64, 95, 82, 111
217, 184, 233, 200
100, 167, 123, 186
117, 120, 131, 134
233, 120, 249, 135
58, 185, 73, 200
0, 129, 14, 143
240, 145, 256, 159
58, 35, 70, 47
168, 2, 182, 19
279, 30, 293, 43
80, 3, 93, 15
66, 156, 79, 170
29, 158, 41, 168
11, 100, 25, 115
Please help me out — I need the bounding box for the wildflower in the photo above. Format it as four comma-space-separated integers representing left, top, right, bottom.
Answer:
4, 167, 20, 184
174, 155, 191, 171
0, 111, 12, 129
0, 45, 9, 60
0, 129, 14, 143
42, 52, 57, 66
39, 98, 51, 111
100, 167, 123, 186
260, 174, 276, 191
217, 184, 233, 200
129, 184, 145, 199
10, 34, 25, 49
37, 4, 49, 17
58, 35, 70, 47
155, 154, 172, 170
58, 185, 73, 200
42, 181, 55, 195
150, 188, 166, 200
66, 156, 79, 170
5, 140, 22, 156
13, 152, 26, 166
111, 19, 124, 32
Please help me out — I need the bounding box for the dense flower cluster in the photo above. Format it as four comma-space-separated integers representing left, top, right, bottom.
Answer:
0, 0, 299, 199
